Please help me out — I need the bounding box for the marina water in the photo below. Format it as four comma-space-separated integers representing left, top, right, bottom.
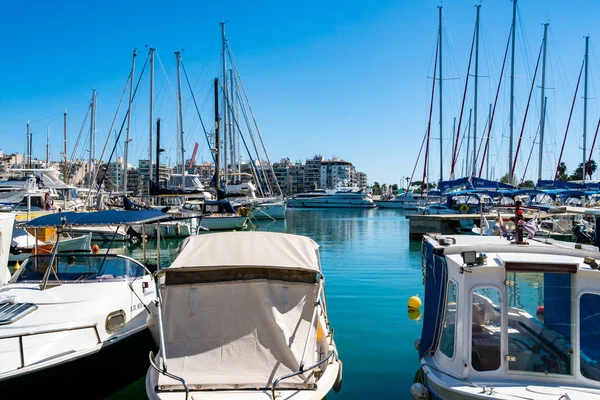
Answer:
109, 208, 424, 399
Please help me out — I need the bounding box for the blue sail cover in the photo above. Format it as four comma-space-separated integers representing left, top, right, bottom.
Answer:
22, 209, 172, 228
419, 240, 449, 359
537, 180, 586, 190
439, 177, 471, 194
471, 177, 515, 190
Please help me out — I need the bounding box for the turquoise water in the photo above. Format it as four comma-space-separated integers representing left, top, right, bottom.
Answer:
109, 208, 425, 399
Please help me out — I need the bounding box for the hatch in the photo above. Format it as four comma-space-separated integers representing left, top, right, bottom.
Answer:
0, 302, 38, 325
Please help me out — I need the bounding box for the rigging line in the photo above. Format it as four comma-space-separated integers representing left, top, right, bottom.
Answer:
155, 51, 180, 104
555, 58, 585, 180
473, 113, 491, 177
521, 113, 544, 185
422, 37, 438, 194
66, 105, 92, 179
586, 118, 600, 177
479, 28, 512, 178
30, 112, 63, 124
512, 40, 543, 179
226, 43, 281, 195
180, 59, 213, 163
406, 130, 428, 199
93, 54, 149, 198
450, 20, 476, 177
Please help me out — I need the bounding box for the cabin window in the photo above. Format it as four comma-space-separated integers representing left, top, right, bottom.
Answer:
471, 287, 501, 371
506, 272, 572, 375
439, 280, 457, 359
579, 293, 600, 381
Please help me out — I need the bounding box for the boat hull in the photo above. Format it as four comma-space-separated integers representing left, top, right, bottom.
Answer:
0, 327, 156, 398
287, 199, 375, 208
250, 203, 287, 219
200, 216, 248, 230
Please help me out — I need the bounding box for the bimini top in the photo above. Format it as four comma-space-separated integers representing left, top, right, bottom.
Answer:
169, 231, 321, 273
21, 209, 172, 228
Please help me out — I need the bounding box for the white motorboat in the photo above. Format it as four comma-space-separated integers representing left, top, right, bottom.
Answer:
146, 231, 342, 399
9, 228, 92, 262
0, 209, 172, 396
178, 199, 248, 231
249, 198, 287, 220
287, 187, 375, 209
414, 210, 600, 399
0, 213, 16, 286
375, 192, 421, 210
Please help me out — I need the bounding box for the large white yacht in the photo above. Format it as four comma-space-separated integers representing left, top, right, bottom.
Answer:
287, 187, 375, 209
414, 215, 600, 399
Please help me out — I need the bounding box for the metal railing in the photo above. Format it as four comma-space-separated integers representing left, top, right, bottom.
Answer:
149, 351, 189, 400
270, 349, 335, 400
0, 323, 101, 369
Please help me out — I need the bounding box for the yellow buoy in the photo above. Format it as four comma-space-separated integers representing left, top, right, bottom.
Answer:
408, 294, 422, 310
14, 261, 20, 271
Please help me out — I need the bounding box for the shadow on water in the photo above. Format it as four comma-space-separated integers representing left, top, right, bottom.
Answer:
101, 208, 426, 398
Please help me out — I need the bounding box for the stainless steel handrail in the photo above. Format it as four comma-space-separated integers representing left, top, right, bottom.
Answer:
0, 323, 101, 369
298, 279, 323, 371
149, 351, 189, 400
270, 349, 335, 400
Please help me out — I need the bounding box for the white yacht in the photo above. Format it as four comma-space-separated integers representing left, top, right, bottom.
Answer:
287, 187, 375, 209
414, 222, 600, 399
0, 210, 171, 395
146, 231, 342, 400
375, 192, 420, 210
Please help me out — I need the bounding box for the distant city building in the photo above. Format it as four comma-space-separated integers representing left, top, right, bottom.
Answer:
355, 171, 368, 189
304, 155, 323, 191
320, 158, 355, 189
105, 157, 125, 192
127, 168, 139, 195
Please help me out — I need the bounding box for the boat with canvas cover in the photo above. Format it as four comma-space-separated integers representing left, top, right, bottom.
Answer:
0, 209, 173, 396
146, 231, 342, 399
413, 203, 600, 399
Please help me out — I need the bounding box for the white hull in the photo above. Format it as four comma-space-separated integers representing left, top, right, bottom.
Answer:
9, 233, 92, 263
250, 202, 287, 220
200, 215, 248, 230
69, 226, 129, 241
287, 199, 375, 208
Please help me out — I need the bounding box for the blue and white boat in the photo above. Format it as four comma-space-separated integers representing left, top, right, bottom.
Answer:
414, 217, 600, 399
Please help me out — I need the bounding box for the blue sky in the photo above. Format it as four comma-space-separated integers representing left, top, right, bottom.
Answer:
2, 0, 600, 186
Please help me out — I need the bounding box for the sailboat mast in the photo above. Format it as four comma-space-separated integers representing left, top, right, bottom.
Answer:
486, 103, 492, 179
509, 0, 517, 182
451, 117, 456, 165
465, 108, 472, 176
124, 49, 136, 194
26, 121, 30, 169
538, 23, 548, 181
88, 90, 97, 189
63, 109, 67, 182
155, 119, 161, 193
438, 6, 443, 182
473, 5, 481, 178
46, 126, 49, 164
220, 22, 228, 185
149, 47, 155, 197
229, 68, 237, 179
214, 78, 221, 198
583, 35, 590, 183
175, 51, 185, 189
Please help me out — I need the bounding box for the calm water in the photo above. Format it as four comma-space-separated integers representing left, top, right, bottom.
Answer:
108, 208, 425, 399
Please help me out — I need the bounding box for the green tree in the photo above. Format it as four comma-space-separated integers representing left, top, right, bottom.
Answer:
500, 173, 512, 184
521, 180, 535, 188
372, 182, 381, 195
381, 183, 388, 194
585, 160, 597, 178
391, 184, 399, 193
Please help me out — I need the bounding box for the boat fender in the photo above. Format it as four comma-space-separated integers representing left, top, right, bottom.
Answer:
333, 360, 343, 392
176, 223, 181, 236
410, 383, 430, 399
459, 204, 469, 214
414, 339, 421, 351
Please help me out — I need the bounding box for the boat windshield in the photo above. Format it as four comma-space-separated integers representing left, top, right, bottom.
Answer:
12, 254, 146, 283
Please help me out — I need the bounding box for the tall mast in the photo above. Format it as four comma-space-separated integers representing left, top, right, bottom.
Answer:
63, 109, 67, 182
89, 89, 97, 189
214, 78, 221, 199
124, 49, 136, 194
465, 108, 472, 176
538, 23, 548, 181
451, 117, 456, 164
155, 119, 161, 193
438, 6, 443, 182
26, 121, 30, 169
473, 5, 481, 178
220, 22, 228, 185
508, 0, 517, 183
46, 126, 49, 164
149, 47, 155, 196
229, 68, 237, 178
175, 51, 186, 189
583, 35, 590, 183
486, 103, 492, 179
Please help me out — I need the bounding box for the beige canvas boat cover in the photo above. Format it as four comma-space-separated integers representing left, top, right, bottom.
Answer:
168, 232, 321, 273
158, 280, 318, 390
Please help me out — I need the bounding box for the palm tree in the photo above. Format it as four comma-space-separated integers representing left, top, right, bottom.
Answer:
372, 182, 381, 195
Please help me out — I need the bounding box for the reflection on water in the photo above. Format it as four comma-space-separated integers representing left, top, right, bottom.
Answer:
107, 208, 425, 399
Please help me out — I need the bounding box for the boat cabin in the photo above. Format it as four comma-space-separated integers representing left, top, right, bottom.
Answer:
419, 233, 600, 398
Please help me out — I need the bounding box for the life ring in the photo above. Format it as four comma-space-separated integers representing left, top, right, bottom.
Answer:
459, 204, 470, 214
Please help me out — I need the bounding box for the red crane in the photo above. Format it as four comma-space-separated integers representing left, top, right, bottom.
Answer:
188, 142, 199, 169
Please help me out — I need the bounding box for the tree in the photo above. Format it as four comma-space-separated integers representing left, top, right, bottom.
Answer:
391, 184, 399, 193
381, 183, 388, 194
521, 180, 535, 188
500, 173, 512, 184
557, 162, 570, 181
585, 160, 597, 178
372, 182, 381, 195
